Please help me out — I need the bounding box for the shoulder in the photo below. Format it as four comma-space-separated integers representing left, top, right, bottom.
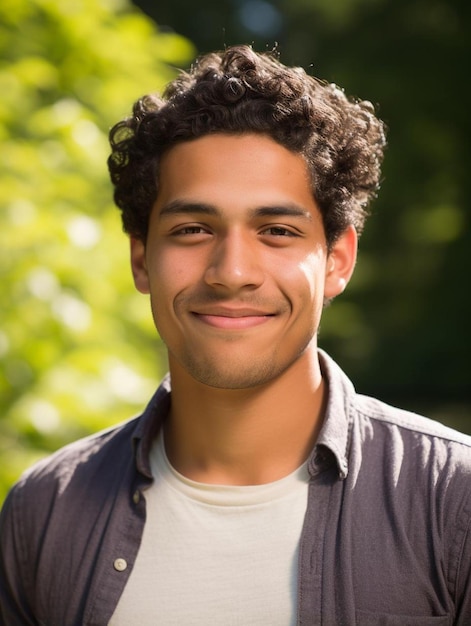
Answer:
22, 416, 140, 491
349, 394, 471, 515
1, 416, 141, 529
1, 378, 170, 526
354, 393, 471, 453
318, 350, 471, 481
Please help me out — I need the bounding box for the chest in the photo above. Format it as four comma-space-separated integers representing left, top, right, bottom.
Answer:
110, 470, 309, 625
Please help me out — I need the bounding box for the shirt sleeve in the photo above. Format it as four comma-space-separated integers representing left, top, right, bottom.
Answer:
0, 486, 38, 625
454, 488, 471, 626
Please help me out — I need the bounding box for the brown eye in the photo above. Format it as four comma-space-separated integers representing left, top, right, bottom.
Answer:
171, 225, 211, 236
262, 226, 297, 237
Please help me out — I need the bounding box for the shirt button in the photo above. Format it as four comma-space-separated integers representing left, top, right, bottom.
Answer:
114, 558, 128, 572
133, 490, 140, 504
314, 452, 324, 465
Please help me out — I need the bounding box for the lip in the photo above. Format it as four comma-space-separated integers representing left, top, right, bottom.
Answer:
191, 307, 275, 330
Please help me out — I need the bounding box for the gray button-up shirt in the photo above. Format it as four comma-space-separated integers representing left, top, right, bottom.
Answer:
1, 351, 470, 625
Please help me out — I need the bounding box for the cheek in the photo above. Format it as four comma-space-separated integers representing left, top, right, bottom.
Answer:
146, 254, 175, 320
157, 245, 207, 280
148, 252, 198, 325
290, 251, 326, 302
148, 250, 188, 292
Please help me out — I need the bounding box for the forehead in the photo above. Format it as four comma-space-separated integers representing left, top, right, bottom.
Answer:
155, 133, 318, 217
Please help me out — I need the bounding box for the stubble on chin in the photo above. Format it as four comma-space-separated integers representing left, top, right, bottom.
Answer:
184, 357, 277, 390
170, 336, 312, 391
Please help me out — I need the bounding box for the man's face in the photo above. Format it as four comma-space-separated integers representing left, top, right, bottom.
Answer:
131, 133, 356, 389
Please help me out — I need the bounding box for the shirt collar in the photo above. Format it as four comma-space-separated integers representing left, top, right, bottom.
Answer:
132, 350, 354, 481
309, 350, 354, 480
132, 374, 171, 479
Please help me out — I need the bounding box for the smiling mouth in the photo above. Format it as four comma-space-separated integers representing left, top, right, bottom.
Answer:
192, 311, 274, 330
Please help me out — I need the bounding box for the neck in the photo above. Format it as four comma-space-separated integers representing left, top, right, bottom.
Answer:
164, 346, 326, 485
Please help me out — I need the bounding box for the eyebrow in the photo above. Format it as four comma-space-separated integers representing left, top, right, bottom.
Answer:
250, 205, 312, 222
158, 200, 219, 218
158, 200, 313, 222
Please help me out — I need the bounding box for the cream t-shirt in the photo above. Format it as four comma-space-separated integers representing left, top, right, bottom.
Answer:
110, 434, 309, 625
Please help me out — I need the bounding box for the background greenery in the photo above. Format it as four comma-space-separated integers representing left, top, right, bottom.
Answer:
1, 0, 469, 504
0, 0, 194, 502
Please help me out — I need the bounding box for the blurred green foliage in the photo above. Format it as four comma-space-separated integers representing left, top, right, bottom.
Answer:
0, 0, 194, 502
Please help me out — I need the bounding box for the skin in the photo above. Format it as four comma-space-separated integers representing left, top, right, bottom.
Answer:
131, 133, 357, 485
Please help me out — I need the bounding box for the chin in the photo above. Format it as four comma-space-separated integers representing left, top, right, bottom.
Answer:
185, 357, 279, 390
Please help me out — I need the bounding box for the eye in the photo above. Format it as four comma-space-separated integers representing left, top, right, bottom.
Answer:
170, 224, 211, 236
260, 226, 299, 237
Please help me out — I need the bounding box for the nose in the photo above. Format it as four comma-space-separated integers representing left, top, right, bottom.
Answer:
204, 231, 264, 291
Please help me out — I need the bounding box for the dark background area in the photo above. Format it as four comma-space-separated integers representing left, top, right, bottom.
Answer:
133, 0, 470, 429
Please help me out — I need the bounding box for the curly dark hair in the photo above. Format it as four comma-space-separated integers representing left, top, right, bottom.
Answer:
108, 45, 386, 247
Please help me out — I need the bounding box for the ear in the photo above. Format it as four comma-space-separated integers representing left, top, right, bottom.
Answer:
130, 237, 150, 294
324, 225, 358, 299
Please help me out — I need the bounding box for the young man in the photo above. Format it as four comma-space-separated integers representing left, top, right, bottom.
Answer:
1, 45, 470, 625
